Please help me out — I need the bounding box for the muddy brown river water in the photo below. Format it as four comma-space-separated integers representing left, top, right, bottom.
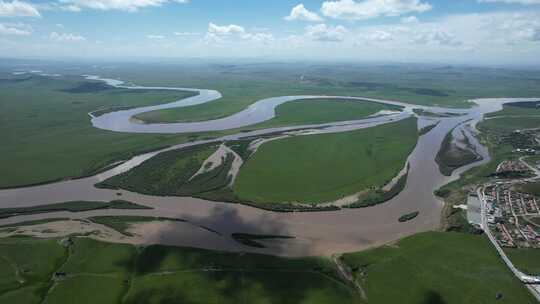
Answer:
1, 74, 538, 256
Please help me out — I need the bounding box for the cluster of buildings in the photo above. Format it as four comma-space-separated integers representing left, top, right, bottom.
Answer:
482, 184, 540, 249
496, 160, 530, 173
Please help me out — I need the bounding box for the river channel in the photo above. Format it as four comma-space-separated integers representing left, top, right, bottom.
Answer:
0, 74, 538, 257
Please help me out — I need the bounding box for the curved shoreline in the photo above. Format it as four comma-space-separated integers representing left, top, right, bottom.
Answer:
1, 73, 539, 257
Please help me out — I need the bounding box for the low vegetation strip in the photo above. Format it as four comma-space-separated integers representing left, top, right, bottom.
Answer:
398, 211, 420, 222
231, 233, 295, 248
234, 118, 418, 204
341, 231, 536, 304
0, 200, 150, 219
418, 122, 439, 136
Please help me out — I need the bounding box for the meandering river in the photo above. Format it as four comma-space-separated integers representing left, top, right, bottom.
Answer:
0, 74, 537, 256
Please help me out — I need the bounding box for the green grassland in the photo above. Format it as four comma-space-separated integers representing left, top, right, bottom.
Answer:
234, 118, 418, 204
0, 75, 199, 189
341, 231, 535, 304
0, 237, 360, 304
0, 237, 67, 303
486, 101, 540, 118
0, 231, 536, 304
505, 248, 540, 276
481, 117, 540, 133
516, 181, 540, 196
96, 62, 540, 125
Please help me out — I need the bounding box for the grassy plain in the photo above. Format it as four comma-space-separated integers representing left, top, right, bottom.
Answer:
98, 62, 540, 125
0, 237, 360, 304
504, 248, 540, 276
0, 232, 536, 304
0, 75, 198, 188
234, 118, 418, 204
341, 231, 535, 304
0, 237, 67, 303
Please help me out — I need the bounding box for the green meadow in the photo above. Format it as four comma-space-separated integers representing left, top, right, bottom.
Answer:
0, 231, 535, 303
0, 75, 196, 188
234, 118, 418, 204
341, 231, 535, 304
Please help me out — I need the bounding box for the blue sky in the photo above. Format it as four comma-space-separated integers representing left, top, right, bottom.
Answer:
1, 0, 540, 64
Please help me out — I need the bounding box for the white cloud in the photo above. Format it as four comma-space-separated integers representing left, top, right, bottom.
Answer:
0, 23, 31, 35
285, 4, 323, 22
204, 22, 275, 45
321, 0, 431, 20
401, 15, 418, 23
367, 30, 393, 41
50, 31, 86, 42
174, 31, 200, 36
478, 0, 540, 4
60, 4, 82, 11
0, 0, 40, 17
57, 0, 188, 12
412, 29, 461, 46
146, 34, 165, 39
305, 23, 347, 42
242, 32, 274, 44
208, 22, 245, 35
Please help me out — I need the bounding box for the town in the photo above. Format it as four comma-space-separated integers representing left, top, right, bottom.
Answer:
483, 183, 540, 249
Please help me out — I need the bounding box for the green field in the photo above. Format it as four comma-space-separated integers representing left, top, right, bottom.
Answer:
0, 237, 67, 302
486, 102, 540, 118
137, 98, 401, 125
0, 237, 360, 304
234, 118, 418, 204
97, 62, 540, 125
481, 117, 540, 133
0, 231, 536, 303
516, 181, 540, 196
0, 75, 199, 188
341, 231, 535, 304
505, 248, 540, 276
